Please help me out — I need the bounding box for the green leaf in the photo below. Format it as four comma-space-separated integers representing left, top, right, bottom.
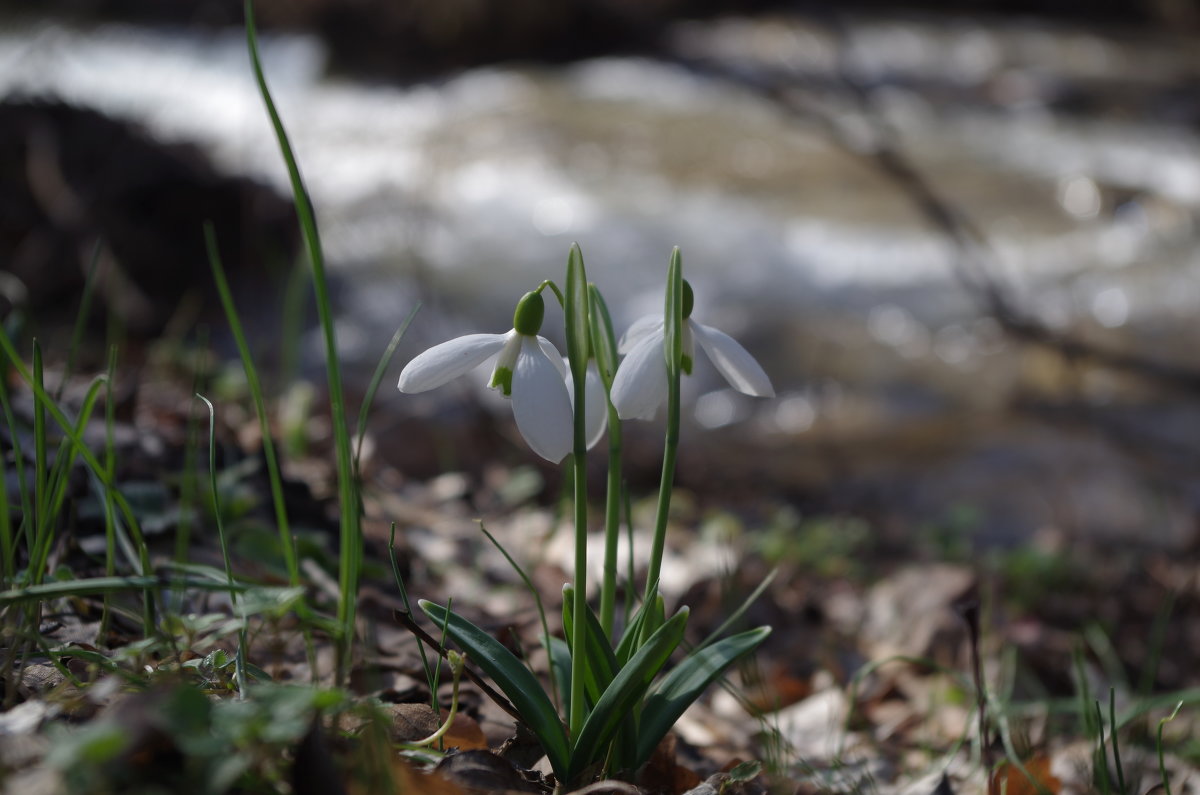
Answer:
614, 590, 663, 667
567, 607, 688, 783
565, 244, 590, 383
419, 600, 570, 779
587, 285, 618, 388
634, 626, 771, 767
663, 247, 683, 378
549, 635, 572, 708
562, 585, 619, 705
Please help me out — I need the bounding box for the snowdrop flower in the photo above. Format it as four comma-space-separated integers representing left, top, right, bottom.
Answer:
398, 291, 573, 463
565, 358, 608, 449
610, 280, 774, 420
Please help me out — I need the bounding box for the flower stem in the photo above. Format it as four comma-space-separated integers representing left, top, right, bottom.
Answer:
599, 402, 622, 641
642, 365, 679, 607
643, 247, 684, 617
565, 245, 590, 739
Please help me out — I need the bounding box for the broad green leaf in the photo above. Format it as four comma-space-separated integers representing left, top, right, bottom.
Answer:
549, 635, 572, 709
567, 608, 688, 783
564, 586, 640, 774
618, 591, 666, 664
419, 600, 569, 779
634, 625, 771, 767
562, 585, 619, 705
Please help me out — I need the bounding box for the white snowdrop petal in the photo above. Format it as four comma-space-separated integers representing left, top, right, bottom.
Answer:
610, 331, 668, 420
564, 361, 608, 449
582, 361, 609, 449
690, 321, 775, 398
397, 333, 508, 393
538, 336, 568, 379
618, 316, 663, 354
511, 339, 574, 463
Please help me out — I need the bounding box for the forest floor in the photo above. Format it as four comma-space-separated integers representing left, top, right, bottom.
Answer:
2, 352, 1199, 795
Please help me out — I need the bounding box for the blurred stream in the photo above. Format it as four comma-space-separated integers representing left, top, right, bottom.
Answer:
2, 12, 1199, 545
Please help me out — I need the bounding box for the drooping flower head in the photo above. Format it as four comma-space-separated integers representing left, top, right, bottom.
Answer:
398, 290, 574, 463
610, 280, 774, 421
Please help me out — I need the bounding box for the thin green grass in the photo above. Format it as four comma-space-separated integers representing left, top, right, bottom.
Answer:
204, 224, 301, 593
196, 393, 249, 698
244, 0, 361, 685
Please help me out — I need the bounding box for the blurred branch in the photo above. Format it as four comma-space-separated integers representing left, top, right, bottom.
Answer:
668, 22, 1200, 395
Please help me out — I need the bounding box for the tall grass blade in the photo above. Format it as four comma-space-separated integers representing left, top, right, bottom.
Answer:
245, 0, 361, 683
1108, 688, 1125, 794
480, 522, 560, 709
57, 241, 103, 401
0, 575, 256, 604
100, 347, 118, 636
204, 223, 300, 588
0, 324, 154, 626
354, 306, 420, 474
387, 522, 436, 711
0, 367, 33, 571
1093, 701, 1112, 794
30, 375, 106, 583
196, 393, 248, 698
32, 341, 47, 550
697, 568, 777, 651
1157, 701, 1183, 795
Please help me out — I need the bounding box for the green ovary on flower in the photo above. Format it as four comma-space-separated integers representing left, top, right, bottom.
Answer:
513, 291, 546, 336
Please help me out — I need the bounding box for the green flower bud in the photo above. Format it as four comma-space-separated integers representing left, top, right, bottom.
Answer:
682, 280, 694, 320
513, 291, 545, 336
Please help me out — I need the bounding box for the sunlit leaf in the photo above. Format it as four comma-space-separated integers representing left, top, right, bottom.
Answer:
635, 625, 771, 767
419, 600, 569, 779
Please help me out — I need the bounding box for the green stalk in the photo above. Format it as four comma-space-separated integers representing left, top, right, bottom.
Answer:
588, 286, 622, 641
0, 367, 33, 571
100, 346, 118, 637
642, 248, 684, 610
197, 394, 249, 697
0, 323, 154, 627
0, 419, 10, 587
599, 407, 622, 640
204, 224, 300, 588
56, 242, 102, 402
564, 245, 590, 738
245, 0, 361, 683
32, 342, 46, 562
173, 325, 208, 601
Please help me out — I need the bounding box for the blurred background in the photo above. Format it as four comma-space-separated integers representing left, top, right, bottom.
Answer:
2, 0, 1199, 553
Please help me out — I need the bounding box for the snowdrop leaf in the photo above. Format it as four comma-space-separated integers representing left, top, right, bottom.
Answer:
587, 285, 619, 387
419, 600, 570, 779
565, 244, 590, 389
634, 625, 771, 767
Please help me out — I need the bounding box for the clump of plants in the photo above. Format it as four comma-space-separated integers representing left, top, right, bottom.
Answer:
397, 244, 775, 785
0, 2, 777, 791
